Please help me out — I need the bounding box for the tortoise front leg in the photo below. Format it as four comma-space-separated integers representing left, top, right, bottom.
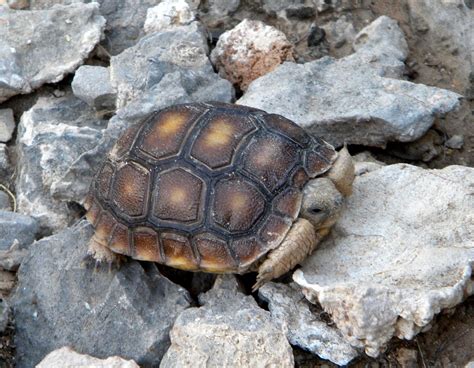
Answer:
252, 218, 319, 291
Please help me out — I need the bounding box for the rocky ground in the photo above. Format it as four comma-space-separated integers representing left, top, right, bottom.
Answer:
0, 0, 472, 367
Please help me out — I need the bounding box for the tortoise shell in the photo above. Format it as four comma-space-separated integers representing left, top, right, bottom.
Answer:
85, 102, 336, 273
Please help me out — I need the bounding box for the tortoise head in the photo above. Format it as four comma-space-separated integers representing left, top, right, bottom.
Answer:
300, 147, 355, 233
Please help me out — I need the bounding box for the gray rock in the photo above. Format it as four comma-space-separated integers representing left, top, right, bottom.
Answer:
406, 0, 472, 96
0, 3, 105, 103
238, 16, 461, 148
110, 22, 231, 109
352, 151, 385, 176
12, 221, 191, 368
445, 134, 464, 149
0, 210, 38, 251
72, 65, 116, 111
29, 0, 161, 56
0, 299, 10, 334
16, 95, 106, 233
37, 347, 140, 368
0, 109, 15, 143
0, 191, 11, 211
293, 164, 474, 357
259, 282, 358, 365
160, 276, 294, 368
0, 144, 9, 175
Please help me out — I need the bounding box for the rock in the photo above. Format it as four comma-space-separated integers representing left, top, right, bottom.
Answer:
393, 347, 418, 368
0, 210, 38, 251
307, 24, 326, 47
293, 164, 474, 357
0, 191, 11, 211
160, 276, 294, 368
205, 0, 240, 18
72, 66, 116, 111
352, 16, 409, 78
321, 15, 356, 52
110, 22, 232, 109
144, 0, 195, 34
445, 134, 464, 150
16, 95, 106, 233
0, 109, 15, 143
0, 299, 10, 333
406, 0, 472, 95
211, 19, 294, 90
12, 221, 191, 368
0, 144, 9, 174
37, 347, 139, 368
238, 16, 461, 147
30, 0, 161, 56
259, 282, 358, 365
6, 0, 29, 9
0, 3, 105, 103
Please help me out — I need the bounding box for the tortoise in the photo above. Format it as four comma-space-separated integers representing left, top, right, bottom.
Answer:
84, 102, 354, 290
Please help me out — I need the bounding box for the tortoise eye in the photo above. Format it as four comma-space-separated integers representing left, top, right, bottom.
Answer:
310, 208, 322, 214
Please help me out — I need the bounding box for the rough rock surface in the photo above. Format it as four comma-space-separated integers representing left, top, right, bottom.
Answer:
110, 22, 232, 109
160, 276, 294, 368
0, 191, 11, 211
406, 0, 472, 96
293, 164, 474, 357
0, 3, 105, 102
259, 282, 358, 365
144, 0, 195, 34
0, 211, 38, 251
37, 347, 139, 368
0, 109, 15, 142
238, 16, 461, 147
12, 221, 191, 368
71, 66, 116, 111
211, 19, 294, 90
0, 299, 10, 334
16, 95, 106, 233
0, 144, 9, 175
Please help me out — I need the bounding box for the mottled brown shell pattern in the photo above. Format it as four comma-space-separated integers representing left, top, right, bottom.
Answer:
85, 102, 336, 273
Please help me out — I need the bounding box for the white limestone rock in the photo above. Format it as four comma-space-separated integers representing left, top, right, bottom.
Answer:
259, 282, 359, 365
37, 347, 139, 368
144, 0, 195, 34
293, 164, 474, 357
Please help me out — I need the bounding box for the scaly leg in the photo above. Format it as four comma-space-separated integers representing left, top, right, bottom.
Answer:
253, 218, 321, 291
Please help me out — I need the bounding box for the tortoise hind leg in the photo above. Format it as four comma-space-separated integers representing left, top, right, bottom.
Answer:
252, 218, 318, 291
82, 234, 125, 271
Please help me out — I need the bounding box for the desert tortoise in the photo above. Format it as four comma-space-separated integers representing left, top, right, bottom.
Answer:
84, 102, 354, 289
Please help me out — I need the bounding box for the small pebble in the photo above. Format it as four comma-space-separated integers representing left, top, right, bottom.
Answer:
445, 135, 464, 149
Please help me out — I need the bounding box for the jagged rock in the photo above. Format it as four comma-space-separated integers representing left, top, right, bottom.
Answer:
16, 95, 106, 233
160, 276, 294, 368
72, 66, 116, 111
211, 19, 294, 90
0, 109, 15, 143
144, 0, 195, 34
0, 3, 105, 103
37, 347, 139, 368
406, 0, 472, 95
259, 282, 358, 365
12, 221, 191, 368
445, 135, 464, 150
30, 0, 161, 55
293, 164, 474, 357
110, 22, 232, 109
238, 16, 461, 147
0, 211, 38, 251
